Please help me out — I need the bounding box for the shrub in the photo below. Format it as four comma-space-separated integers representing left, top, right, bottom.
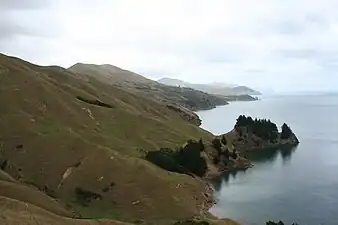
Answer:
174, 219, 209, 225
146, 141, 208, 177
175, 141, 207, 177
76, 96, 113, 108
213, 157, 220, 164
212, 138, 222, 152
145, 149, 187, 175
0, 159, 8, 170
221, 135, 227, 145
266, 221, 298, 225
198, 138, 205, 151
75, 187, 102, 206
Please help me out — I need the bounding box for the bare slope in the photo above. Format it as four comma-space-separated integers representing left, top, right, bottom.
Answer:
0, 53, 216, 223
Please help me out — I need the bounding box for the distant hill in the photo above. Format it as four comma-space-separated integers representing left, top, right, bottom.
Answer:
158, 78, 261, 96
69, 64, 228, 111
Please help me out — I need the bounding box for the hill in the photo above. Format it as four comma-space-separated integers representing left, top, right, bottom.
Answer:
0, 53, 298, 225
0, 53, 218, 223
69, 64, 228, 111
0, 53, 246, 224
158, 78, 261, 97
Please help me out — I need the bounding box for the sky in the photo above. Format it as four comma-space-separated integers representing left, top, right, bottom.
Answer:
1, 0, 338, 93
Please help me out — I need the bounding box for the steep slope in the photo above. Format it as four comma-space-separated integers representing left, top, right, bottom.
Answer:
158, 78, 261, 96
0, 53, 217, 223
69, 64, 228, 111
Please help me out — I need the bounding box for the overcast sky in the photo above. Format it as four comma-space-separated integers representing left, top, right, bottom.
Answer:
1, 0, 338, 92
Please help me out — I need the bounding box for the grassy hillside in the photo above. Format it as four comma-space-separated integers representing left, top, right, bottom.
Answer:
69, 64, 228, 111
0, 53, 219, 224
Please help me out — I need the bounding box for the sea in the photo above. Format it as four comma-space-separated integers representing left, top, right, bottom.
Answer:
196, 94, 338, 225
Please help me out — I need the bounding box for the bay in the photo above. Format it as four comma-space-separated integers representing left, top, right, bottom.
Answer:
197, 94, 338, 225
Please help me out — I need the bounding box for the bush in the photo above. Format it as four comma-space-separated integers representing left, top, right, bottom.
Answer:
212, 138, 222, 152
0, 159, 8, 170
213, 157, 220, 164
75, 187, 102, 206
221, 135, 227, 145
173, 219, 209, 225
198, 138, 205, 151
175, 141, 207, 177
266, 221, 298, 225
146, 141, 208, 177
145, 149, 187, 175
76, 96, 113, 108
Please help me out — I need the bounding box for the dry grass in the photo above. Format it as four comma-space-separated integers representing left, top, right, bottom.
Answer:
0, 53, 215, 224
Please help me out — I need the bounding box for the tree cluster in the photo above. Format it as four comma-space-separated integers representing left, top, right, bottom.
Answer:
145, 140, 207, 177
235, 115, 279, 141
266, 221, 298, 225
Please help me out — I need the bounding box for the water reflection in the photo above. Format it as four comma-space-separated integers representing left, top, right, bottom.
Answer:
213, 146, 298, 191
244, 146, 297, 164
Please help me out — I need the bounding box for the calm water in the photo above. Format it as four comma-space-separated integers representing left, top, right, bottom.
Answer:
197, 94, 338, 225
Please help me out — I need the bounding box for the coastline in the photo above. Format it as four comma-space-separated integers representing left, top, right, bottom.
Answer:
195, 111, 299, 224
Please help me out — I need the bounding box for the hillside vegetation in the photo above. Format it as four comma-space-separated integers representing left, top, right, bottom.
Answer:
0, 53, 299, 225
0, 53, 221, 224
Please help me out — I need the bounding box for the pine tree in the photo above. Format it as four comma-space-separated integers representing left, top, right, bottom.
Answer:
281, 123, 293, 139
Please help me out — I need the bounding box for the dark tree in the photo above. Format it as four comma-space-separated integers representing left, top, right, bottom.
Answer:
198, 138, 205, 151
221, 135, 227, 145
175, 142, 207, 177
266, 221, 298, 225
281, 123, 293, 139
235, 115, 279, 141
212, 138, 222, 152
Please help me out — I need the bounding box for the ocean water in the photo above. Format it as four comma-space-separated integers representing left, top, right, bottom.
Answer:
196, 94, 338, 225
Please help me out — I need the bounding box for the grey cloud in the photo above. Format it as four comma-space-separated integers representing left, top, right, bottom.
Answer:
1, 0, 338, 92
0, 12, 36, 40
276, 49, 319, 59
245, 69, 266, 74
0, 9, 61, 42
0, 0, 53, 11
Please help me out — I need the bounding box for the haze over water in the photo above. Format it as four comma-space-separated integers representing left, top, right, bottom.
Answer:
197, 94, 338, 225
